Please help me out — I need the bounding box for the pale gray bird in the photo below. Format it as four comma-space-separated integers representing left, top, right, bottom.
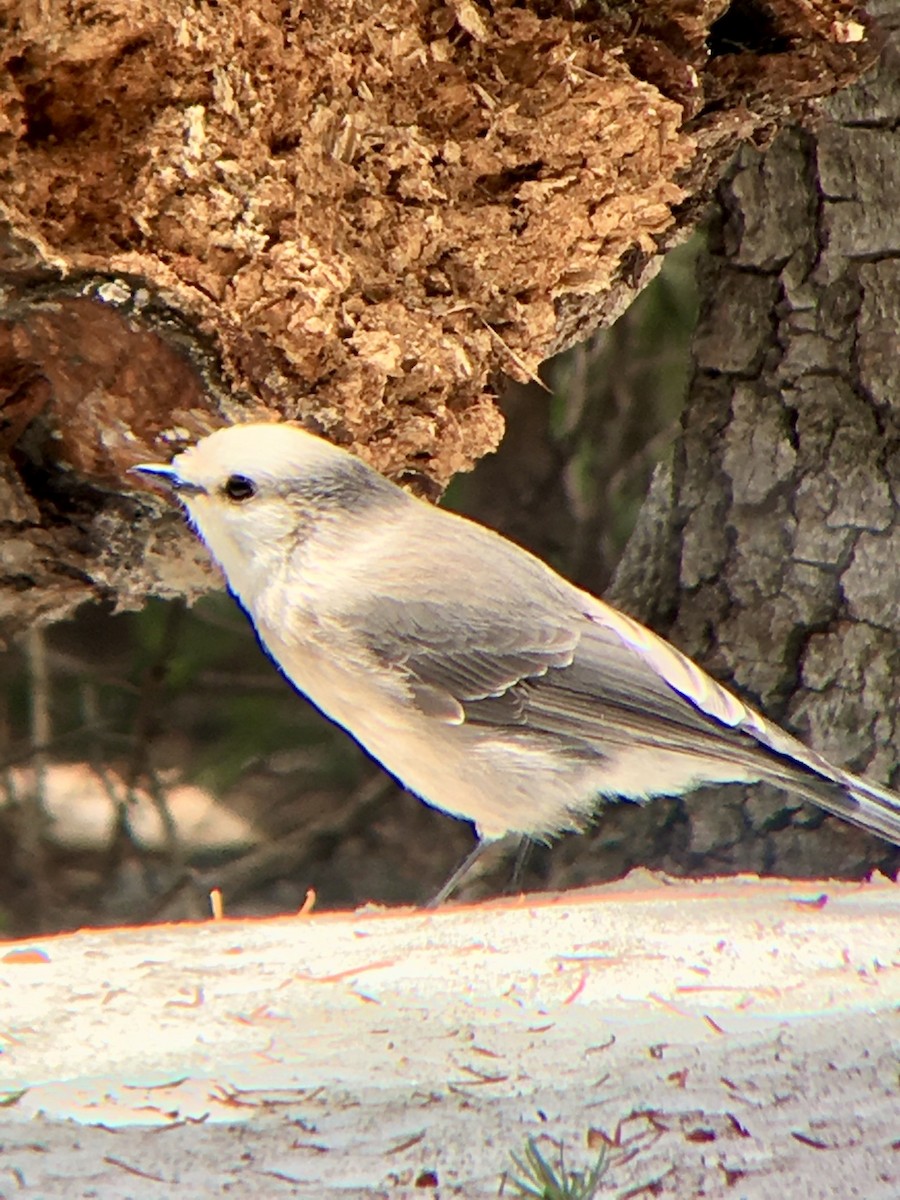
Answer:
134, 422, 900, 899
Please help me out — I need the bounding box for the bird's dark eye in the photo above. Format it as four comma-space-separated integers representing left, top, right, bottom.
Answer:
222, 475, 256, 502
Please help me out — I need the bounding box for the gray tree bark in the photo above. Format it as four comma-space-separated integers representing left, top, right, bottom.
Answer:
549, 6, 900, 890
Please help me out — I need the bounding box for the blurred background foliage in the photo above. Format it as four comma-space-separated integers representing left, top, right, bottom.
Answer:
0, 239, 700, 937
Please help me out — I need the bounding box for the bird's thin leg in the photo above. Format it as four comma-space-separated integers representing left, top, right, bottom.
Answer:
426, 837, 502, 907
508, 835, 533, 893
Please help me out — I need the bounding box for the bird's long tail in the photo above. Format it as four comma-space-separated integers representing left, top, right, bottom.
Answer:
763, 762, 900, 847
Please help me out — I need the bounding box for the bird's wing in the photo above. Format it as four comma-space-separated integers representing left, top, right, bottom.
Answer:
320, 504, 848, 774
582, 599, 843, 775
356, 595, 580, 724
349, 582, 773, 767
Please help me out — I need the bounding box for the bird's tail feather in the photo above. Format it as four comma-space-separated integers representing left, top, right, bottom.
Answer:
766, 764, 900, 847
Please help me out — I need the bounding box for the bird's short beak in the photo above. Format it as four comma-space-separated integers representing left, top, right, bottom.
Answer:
130, 463, 205, 495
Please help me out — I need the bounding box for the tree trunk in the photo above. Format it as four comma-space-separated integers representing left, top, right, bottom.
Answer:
547, 3, 900, 890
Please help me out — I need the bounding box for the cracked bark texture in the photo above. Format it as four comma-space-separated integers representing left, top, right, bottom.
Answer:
0, 0, 876, 634
554, 9, 900, 888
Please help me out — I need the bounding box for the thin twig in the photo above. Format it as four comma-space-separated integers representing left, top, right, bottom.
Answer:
0, 722, 112, 773
22, 627, 52, 926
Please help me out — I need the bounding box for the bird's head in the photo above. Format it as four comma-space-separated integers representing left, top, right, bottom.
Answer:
132, 422, 401, 589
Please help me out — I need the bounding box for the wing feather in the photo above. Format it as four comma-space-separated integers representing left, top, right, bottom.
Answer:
355, 587, 779, 774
